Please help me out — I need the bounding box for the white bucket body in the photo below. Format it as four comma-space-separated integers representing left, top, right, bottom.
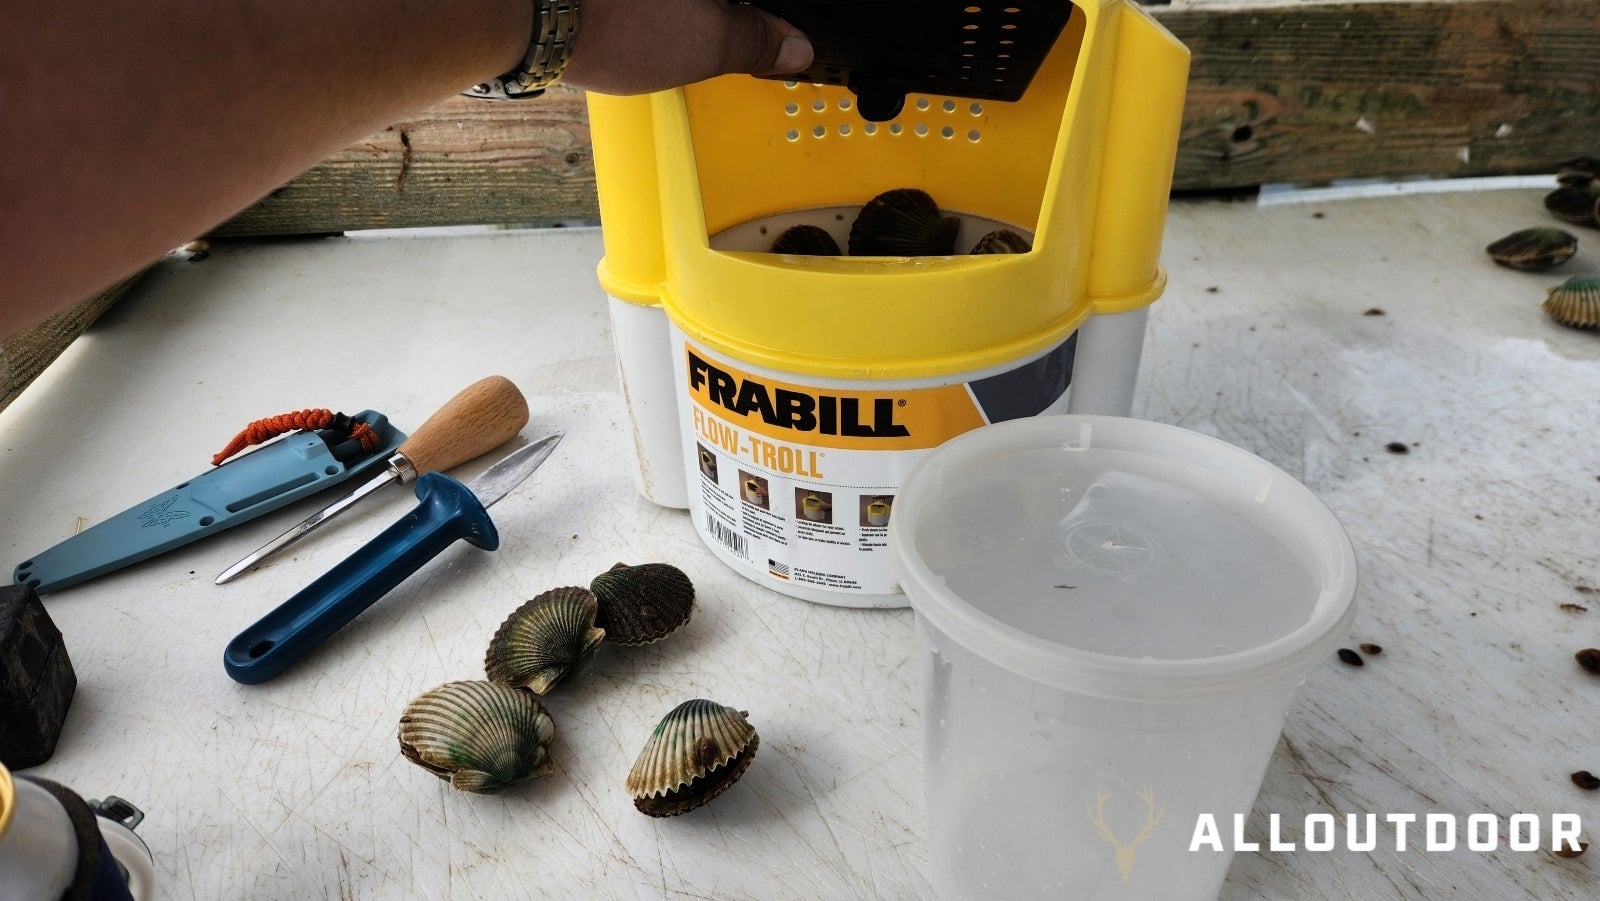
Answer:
607, 300, 1148, 607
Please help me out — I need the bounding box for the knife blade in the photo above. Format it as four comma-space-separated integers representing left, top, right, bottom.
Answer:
222, 432, 563, 684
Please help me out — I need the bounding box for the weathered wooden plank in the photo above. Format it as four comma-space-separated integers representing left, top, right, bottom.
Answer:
1155, 0, 1600, 189
214, 86, 597, 237
0, 274, 143, 414
217, 0, 1600, 235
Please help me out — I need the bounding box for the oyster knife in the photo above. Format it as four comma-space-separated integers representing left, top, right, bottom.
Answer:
222, 432, 563, 684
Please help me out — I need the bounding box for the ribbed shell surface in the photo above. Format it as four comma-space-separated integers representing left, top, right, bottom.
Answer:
626, 699, 756, 799
1544, 274, 1600, 329
970, 228, 1033, 255
590, 562, 695, 645
847, 188, 960, 256
484, 586, 605, 693
397, 680, 555, 793
770, 224, 842, 256
1484, 227, 1577, 271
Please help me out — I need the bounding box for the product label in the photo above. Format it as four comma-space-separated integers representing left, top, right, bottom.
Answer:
678, 331, 1075, 597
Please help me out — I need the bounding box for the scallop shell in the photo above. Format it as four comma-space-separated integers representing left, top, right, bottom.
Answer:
1542, 274, 1600, 329
590, 562, 695, 646
1543, 186, 1600, 226
770, 224, 842, 256
970, 228, 1033, 255
398, 680, 556, 793
626, 699, 758, 817
484, 587, 605, 694
1485, 227, 1577, 271
848, 188, 960, 256
1556, 157, 1600, 187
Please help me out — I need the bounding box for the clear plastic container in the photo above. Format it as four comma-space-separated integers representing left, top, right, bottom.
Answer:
888, 416, 1358, 899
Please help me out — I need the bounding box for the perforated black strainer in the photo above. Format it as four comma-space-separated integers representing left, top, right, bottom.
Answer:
744, 0, 1074, 121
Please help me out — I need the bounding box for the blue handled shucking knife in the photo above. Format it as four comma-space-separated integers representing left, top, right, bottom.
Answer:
222, 431, 563, 684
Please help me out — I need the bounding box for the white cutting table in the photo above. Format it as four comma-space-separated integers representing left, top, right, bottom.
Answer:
3, 186, 1597, 899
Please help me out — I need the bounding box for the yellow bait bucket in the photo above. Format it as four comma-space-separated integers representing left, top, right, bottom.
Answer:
590, 0, 1189, 607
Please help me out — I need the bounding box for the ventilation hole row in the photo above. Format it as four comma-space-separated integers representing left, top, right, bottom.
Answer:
783, 97, 986, 118
784, 124, 982, 142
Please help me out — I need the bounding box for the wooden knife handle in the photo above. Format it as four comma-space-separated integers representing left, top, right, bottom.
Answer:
396, 376, 530, 476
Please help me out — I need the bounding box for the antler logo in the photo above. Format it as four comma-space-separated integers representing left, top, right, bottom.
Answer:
1087, 785, 1165, 883
138, 496, 191, 528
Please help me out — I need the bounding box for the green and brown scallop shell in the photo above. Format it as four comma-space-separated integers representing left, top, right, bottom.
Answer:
398, 680, 556, 793
484, 586, 605, 694
1544, 185, 1600, 227
1543, 274, 1600, 330
1485, 227, 1577, 271
590, 562, 695, 646
626, 699, 758, 817
969, 228, 1033, 255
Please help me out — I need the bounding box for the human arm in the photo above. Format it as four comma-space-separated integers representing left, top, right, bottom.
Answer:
0, 0, 810, 337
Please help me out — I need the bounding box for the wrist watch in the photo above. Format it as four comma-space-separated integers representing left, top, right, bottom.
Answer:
463, 0, 580, 100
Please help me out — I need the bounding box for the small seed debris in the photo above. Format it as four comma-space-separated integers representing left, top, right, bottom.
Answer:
1386, 442, 1410, 454
1554, 841, 1589, 859
1359, 643, 1383, 655
1363, 308, 1386, 317
1561, 603, 1589, 613
1572, 771, 1600, 791
1577, 648, 1600, 675
1337, 648, 1364, 667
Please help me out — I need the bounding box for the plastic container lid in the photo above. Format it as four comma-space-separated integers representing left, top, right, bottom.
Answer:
888, 416, 1358, 702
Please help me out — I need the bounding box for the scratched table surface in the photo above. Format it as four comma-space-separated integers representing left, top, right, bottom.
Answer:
3, 187, 1597, 899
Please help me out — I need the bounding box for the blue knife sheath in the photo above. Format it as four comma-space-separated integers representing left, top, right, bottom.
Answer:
13, 411, 405, 595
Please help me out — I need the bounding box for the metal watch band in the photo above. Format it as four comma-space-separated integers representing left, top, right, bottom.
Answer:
463, 0, 579, 101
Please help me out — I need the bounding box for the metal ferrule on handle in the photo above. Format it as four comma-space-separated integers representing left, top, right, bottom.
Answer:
215, 376, 530, 584
387, 453, 418, 484
222, 473, 498, 684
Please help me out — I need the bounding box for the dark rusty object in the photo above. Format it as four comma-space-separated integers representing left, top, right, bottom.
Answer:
0, 583, 77, 769
1577, 648, 1600, 675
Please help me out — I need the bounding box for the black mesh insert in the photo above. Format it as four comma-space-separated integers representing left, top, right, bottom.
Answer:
745, 1, 1074, 121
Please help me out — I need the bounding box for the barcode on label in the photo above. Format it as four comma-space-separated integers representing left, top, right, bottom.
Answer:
705, 514, 748, 560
